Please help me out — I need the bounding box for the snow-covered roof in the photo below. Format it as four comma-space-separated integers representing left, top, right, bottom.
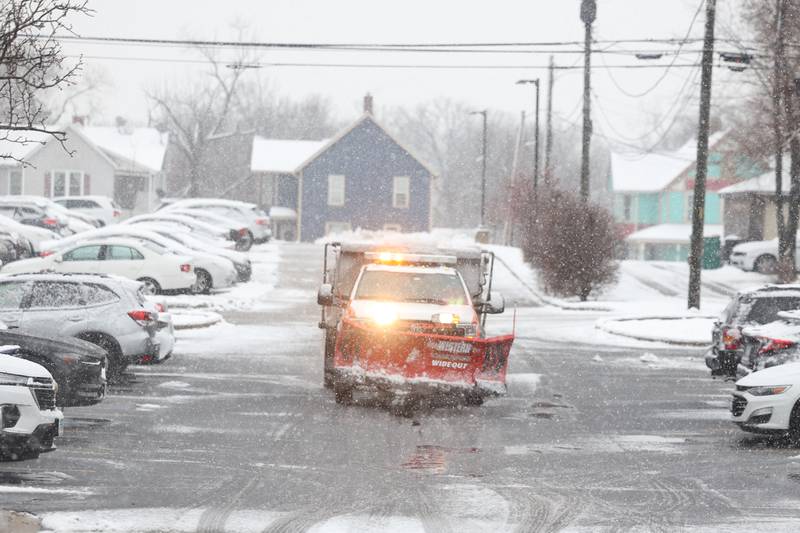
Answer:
0, 130, 53, 167
626, 223, 723, 244
78, 126, 169, 173
611, 131, 727, 193
250, 137, 328, 174
719, 169, 784, 196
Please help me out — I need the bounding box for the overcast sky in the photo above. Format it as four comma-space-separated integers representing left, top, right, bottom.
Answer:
64, 0, 749, 143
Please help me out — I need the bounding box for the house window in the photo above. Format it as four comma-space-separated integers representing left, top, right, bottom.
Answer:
623, 195, 632, 221
686, 192, 694, 222
8, 170, 22, 195
393, 176, 410, 208
52, 170, 84, 198
325, 221, 351, 235
328, 175, 345, 206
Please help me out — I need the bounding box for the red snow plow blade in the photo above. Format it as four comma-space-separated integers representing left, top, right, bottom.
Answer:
333, 318, 514, 396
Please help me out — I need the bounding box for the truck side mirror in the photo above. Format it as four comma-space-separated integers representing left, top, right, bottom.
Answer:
485, 293, 505, 314
317, 283, 334, 306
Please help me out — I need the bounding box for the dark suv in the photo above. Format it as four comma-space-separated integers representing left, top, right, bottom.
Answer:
706, 285, 800, 377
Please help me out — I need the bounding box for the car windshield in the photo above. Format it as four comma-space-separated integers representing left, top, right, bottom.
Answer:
354, 270, 467, 305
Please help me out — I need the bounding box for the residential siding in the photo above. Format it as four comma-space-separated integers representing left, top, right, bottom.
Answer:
667, 192, 683, 223
704, 193, 721, 224
27, 133, 115, 198
638, 193, 660, 225
300, 118, 431, 241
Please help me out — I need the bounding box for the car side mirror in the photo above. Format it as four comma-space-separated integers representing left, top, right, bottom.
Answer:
484, 293, 505, 314
317, 283, 334, 306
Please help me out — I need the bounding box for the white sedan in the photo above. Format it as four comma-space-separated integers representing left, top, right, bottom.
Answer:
39, 226, 238, 293
732, 361, 800, 440
728, 239, 796, 274
1, 238, 196, 295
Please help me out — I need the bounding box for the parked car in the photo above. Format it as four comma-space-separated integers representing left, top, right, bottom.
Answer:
0, 214, 60, 254
161, 198, 272, 243
166, 208, 254, 250
0, 272, 170, 379
0, 351, 62, 460
730, 239, 785, 274
706, 285, 800, 377
0, 328, 106, 407
39, 226, 237, 293
0, 238, 196, 295
142, 299, 175, 364
54, 196, 121, 226
0, 199, 68, 234
136, 225, 252, 282
731, 360, 800, 440
123, 213, 245, 250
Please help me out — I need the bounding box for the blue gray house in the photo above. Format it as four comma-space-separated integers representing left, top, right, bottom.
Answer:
247, 97, 434, 241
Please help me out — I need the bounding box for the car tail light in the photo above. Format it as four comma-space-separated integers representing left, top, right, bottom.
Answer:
113, 210, 121, 217
128, 310, 155, 327
759, 338, 795, 354
180, 264, 192, 273
39, 250, 54, 257
722, 327, 742, 350
139, 354, 154, 364
238, 228, 248, 237
43, 217, 58, 227
155, 303, 166, 312
256, 218, 270, 226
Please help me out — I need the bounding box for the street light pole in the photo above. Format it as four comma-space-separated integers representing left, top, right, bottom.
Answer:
580, 0, 596, 202
517, 79, 541, 191
470, 110, 488, 226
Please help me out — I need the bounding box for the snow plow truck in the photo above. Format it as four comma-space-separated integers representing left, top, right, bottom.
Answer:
317, 242, 514, 406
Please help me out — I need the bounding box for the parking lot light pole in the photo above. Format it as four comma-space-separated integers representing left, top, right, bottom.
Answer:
470, 110, 488, 227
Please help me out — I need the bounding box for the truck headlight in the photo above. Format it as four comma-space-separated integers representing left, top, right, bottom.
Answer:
432, 313, 460, 324
369, 304, 397, 327
747, 385, 791, 396
0, 372, 29, 386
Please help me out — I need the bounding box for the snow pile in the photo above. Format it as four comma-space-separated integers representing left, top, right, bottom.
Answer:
170, 311, 222, 330
164, 243, 280, 312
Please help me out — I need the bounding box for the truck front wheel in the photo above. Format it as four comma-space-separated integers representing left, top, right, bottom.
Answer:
333, 382, 353, 405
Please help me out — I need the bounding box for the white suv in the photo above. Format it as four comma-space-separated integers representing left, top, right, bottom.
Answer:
54, 196, 121, 226
162, 199, 272, 243
0, 352, 62, 460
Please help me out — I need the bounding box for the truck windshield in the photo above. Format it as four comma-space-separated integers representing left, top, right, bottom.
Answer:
355, 270, 467, 305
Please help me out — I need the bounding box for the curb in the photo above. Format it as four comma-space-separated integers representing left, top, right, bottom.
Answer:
595, 315, 715, 347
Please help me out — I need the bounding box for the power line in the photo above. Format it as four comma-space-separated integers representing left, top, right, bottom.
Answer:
597, 0, 706, 98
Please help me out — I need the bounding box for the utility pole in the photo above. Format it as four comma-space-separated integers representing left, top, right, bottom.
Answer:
516, 79, 541, 190
687, 0, 717, 310
545, 55, 555, 187
470, 110, 488, 226
580, 0, 596, 202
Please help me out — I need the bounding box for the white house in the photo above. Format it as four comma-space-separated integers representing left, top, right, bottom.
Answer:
0, 123, 169, 214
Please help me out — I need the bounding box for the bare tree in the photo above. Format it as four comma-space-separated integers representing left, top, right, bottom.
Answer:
148, 38, 253, 197
0, 0, 92, 162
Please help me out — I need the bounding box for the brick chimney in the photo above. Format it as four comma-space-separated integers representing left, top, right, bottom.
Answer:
363, 93, 373, 114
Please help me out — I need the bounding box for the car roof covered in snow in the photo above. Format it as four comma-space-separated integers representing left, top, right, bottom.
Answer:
738, 284, 800, 299
250, 137, 329, 174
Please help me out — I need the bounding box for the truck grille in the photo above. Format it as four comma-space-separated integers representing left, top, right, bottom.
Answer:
731, 394, 747, 417
30, 377, 57, 410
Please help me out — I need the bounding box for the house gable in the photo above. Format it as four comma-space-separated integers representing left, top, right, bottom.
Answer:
299, 115, 432, 241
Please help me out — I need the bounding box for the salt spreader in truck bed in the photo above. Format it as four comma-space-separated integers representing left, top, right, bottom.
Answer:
317, 242, 514, 405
